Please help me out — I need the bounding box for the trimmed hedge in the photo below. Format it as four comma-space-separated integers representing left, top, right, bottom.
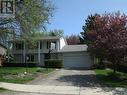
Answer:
44, 59, 63, 68
2, 62, 38, 67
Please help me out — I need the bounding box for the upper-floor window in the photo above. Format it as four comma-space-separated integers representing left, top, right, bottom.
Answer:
47, 41, 56, 50
47, 42, 50, 49
15, 42, 23, 50
51, 41, 56, 50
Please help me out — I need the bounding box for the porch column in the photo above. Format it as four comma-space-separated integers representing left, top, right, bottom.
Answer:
23, 41, 26, 63
38, 41, 40, 64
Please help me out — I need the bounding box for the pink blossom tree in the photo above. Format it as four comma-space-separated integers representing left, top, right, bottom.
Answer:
84, 12, 127, 73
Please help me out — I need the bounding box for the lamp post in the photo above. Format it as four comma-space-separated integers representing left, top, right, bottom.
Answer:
24, 55, 29, 75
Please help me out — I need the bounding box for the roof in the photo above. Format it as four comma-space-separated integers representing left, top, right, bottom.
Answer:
59, 45, 88, 52
8, 36, 61, 42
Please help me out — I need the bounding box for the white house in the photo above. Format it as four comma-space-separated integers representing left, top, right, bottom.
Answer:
9, 37, 93, 69
0, 43, 7, 66
0, 43, 7, 56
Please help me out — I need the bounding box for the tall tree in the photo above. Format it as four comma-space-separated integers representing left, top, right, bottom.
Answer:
0, 0, 54, 41
80, 14, 100, 44
16, 0, 54, 36
49, 29, 64, 37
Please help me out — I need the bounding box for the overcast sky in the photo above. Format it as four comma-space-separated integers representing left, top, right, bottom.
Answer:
47, 0, 127, 36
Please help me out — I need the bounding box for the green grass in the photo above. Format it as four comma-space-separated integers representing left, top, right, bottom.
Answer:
0, 67, 54, 92
95, 69, 127, 87
0, 67, 54, 84
36, 68, 54, 74
0, 67, 37, 74
0, 88, 7, 92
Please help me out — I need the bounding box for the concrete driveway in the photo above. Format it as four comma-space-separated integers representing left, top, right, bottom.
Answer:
1, 69, 127, 95
28, 69, 101, 87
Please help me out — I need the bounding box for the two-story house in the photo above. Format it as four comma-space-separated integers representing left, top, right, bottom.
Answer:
9, 37, 66, 65
9, 37, 93, 68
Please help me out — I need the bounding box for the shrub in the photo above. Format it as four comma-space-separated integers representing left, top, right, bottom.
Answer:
91, 63, 105, 69
44, 59, 63, 68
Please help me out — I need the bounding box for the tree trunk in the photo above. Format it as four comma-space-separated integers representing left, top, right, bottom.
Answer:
100, 58, 103, 64
113, 64, 116, 73
113, 60, 117, 73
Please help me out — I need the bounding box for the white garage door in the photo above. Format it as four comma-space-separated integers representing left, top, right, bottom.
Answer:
63, 52, 92, 68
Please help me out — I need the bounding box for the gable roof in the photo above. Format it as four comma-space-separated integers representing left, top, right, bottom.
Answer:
59, 45, 88, 52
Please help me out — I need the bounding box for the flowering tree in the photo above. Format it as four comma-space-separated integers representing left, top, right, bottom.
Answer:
83, 12, 127, 73
66, 35, 80, 45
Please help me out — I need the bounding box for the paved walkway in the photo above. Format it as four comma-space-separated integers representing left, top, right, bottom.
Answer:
0, 69, 127, 95
1, 82, 127, 95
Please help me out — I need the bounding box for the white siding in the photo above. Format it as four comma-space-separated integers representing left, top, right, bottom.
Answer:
59, 38, 66, 50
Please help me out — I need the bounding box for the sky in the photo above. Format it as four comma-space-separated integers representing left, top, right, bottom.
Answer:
47, 0, 127, 36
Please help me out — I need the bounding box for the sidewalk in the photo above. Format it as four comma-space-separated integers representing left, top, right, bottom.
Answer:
1, 82, 127, 95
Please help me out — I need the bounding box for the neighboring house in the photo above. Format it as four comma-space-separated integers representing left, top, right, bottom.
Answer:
0, 43, 7, 66
9, 37, 93, 68
0, 43, 7, 56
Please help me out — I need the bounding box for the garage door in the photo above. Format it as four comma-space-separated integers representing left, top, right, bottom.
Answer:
63, 52, 92, 68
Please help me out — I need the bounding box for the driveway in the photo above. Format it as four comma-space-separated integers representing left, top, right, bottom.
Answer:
1, 69, 127, 95
28, 69, 101, 87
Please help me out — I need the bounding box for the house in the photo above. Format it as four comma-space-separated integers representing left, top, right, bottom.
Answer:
0, 43, 7, 55
0, 43, 7, 66
9, 37, 93, 68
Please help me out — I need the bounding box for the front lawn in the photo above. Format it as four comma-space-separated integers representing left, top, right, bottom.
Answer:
0, 88, 7, 92
94, 69, 127, 87
0, 67, 54, 84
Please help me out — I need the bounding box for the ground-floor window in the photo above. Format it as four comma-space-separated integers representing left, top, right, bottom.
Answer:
44, 53, 50, 59
26, 54, 34, 62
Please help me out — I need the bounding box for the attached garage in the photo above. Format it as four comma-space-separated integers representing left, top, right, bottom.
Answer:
63, 52, 92, 68
59, 45, 93, 69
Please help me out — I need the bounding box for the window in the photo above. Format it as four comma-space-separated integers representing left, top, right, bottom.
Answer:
47, 41, 56, 50
47, 42, 51, 49
40, 42, 42, 49
51, 41, 56, 50
15, 42, 23, 50
44, 53, 50, 59
1, 1, 13, 14
26, 54, 34, 62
